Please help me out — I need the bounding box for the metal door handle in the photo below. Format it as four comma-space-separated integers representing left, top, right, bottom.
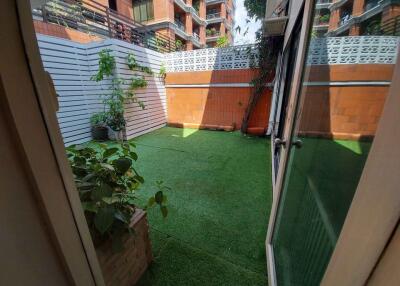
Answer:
274, 138, 286, 147
292, 139, 303, 149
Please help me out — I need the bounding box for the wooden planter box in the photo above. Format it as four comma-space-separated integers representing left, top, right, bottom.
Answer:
96, 209, 153, 286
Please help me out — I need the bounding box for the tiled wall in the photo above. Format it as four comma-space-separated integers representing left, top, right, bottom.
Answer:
166, 69, 272, 135
299, 64, 394, 140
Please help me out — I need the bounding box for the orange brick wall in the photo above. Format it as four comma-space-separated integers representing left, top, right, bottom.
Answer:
34, 20, 102, 43
299, 64, 394, 140
299, 86, 388, 140
166, 69, 272, 135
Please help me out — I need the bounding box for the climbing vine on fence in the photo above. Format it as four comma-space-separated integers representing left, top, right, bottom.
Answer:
91, 49, 154, 134
241, 35, 283, 134
239, 0, 284, 134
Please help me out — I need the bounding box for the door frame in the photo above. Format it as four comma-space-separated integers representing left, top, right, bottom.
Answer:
266, 0, 400, 285
4, 0, 106, 284
320, 47, 400, 286
266, 1, 315, 285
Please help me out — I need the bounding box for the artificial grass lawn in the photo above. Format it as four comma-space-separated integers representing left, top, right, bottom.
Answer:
131, 127, 272, 286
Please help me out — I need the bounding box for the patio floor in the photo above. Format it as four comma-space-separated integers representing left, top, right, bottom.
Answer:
133, 127, 272, 286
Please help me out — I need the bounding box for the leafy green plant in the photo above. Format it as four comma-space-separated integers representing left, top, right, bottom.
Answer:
67, 142, 168, 252
319, 14, 330, 24
175, 39, 184, 51
159, 63, 166, 79
90, 112, 108, 127
130, 77, 148, 90
192, 1, 200, 13
126, 53, 154, 75
91, 49, 116, 82
90, 50, 147, 135
216, 35, 229, 47
206, 29, 212, 36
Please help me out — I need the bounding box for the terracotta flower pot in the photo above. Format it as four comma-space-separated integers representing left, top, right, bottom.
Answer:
96, 209, 153, 286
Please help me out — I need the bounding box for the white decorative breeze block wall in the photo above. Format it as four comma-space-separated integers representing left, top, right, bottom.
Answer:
165, 44, 259, 72
165, 36, 399, 73
306, 36, 399, 65
37, 34, 166, 146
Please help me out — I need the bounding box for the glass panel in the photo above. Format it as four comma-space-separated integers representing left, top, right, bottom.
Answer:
140, 2, 147, 21
272, 1, 399, 285
272, 23, 301, 179
147, 0, 154, 20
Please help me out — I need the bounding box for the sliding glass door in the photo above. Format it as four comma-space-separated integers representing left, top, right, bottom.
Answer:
268, 0, 400, 285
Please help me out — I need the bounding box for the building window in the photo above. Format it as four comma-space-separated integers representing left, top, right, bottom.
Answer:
133, 0, 154, 22
108, 0, 117, 11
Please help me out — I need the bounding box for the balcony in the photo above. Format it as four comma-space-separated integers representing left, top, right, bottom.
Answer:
206, 0, 226, 4
206, 12, 221, 19
174, 18, 186, 32
206, 12, 224, 24
314, 14, 330, 30
191, 32, 202, 47
316, 0, 332, 9
31, 0, 175, 52
174, 0, 207, 25
206, 30, 221, 41
364, 0, 380, 11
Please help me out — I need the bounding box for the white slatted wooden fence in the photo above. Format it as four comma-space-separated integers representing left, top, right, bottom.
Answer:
37, 34, 166, 145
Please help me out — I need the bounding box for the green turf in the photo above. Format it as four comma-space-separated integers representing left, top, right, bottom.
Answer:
130, 127, 272, 286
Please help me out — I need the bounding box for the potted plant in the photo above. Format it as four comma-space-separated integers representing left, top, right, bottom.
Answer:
90, 112, 109, 141
175, 39, 183, 51
67, 142, 168, 286
107, 111, 126, 141
206, 29, 211, 36
210, 27, 217, 36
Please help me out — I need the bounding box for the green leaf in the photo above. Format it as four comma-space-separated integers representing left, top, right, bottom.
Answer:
76, 181, 96, 190
100, 163, 115, 171
94, 206, 115, 234
91, 183, 113, 201
98, 143, 108, 149
160, 206, 168, 218
82, 173, 96, 182
103, 147, 119, 158
136, 175, 144, 184
74, 156, 86, 166
129, 152, 138, 161
81, 202, 98, 213
113, 158, 132, 174
162, 195, 168, 204
155, 191, 163, 204
102, 196, 120, 204
148, 197, 156, 207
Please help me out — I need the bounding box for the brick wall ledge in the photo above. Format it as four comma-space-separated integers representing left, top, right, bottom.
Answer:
166, 83, 273, 87
304, 81, 392, 86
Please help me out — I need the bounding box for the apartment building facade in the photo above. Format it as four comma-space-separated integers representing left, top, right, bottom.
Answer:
313, 0, 400, 37
104, 0, 235, 50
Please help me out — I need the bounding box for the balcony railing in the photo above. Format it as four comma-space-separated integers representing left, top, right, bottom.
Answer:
193, 32, 200, 41
206, 31, 221, 38
339, 14, 353, 26
206, 12, 221, 19
316, 0, 332, 4
314, 15, 330, 26
32, 0, 175, 52
174, 19, 186, 32
364, 0, 380, 12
